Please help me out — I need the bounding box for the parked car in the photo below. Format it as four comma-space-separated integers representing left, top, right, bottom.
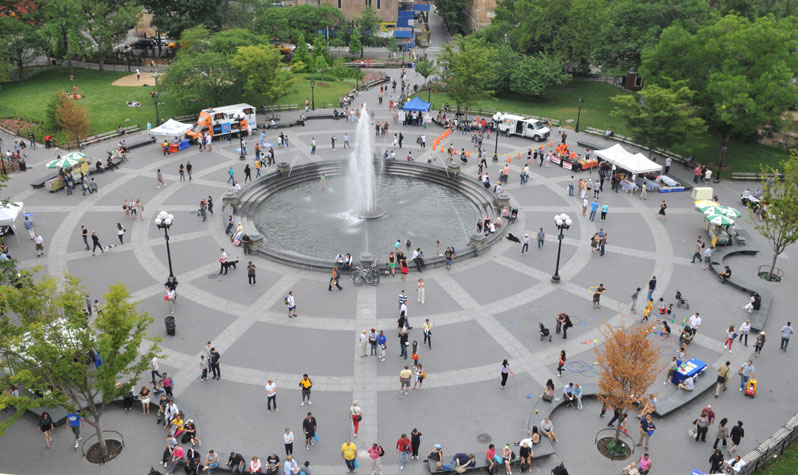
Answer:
130, 39, 156, 50
154, 37, 172, 47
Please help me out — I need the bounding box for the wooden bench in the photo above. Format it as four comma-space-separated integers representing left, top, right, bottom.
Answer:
731, 172, 768, 181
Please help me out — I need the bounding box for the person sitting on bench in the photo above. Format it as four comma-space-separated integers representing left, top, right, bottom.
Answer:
540, 418, 557, 442
678, 375, 695, 391
719, 266, 732, 283
95, 160, 105, 173
440, 453, 475, 472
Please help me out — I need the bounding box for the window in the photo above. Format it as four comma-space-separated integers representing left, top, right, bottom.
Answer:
377, 0, 380, 8
634, 76, 643, 87
337, 0, 341, 7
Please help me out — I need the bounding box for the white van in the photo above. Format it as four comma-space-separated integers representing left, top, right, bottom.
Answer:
495, 113, 550, 142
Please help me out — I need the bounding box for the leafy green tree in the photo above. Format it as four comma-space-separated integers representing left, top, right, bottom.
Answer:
162, 51, 238, 109
40, 0, 96, 78
357, 7, 381, 47
311, 35, 330, 65
230, 44, 283, 101
139, 0, 228, 41
750, 150, 798, 281
0, 17, 42, 78
611, 83, 706, 158
0, 276, 160, 459
719, 0, 798, 20
80, 0, 140, 72
175, 26, 212, 55
593, 0, 710, 76
438, 36, 497, 114
641, 14, 798, 175
510, 53, 571, 97
385, 36, 399, 59
349, 27, 362, 57
266, 68, 297, 117
413, 55, 436, 101
291, 33, 312, 70
431, 0, 467, 35
209, 28, 262, 55
255, 5, 346, 43
314, 55, 330, 81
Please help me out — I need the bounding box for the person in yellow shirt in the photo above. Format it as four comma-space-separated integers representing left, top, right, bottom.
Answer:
299, 374, 313, 406
341, 440, 357, 471
642, 299, 654, 322
399, 365, 413, 396
254, 158, 262, 178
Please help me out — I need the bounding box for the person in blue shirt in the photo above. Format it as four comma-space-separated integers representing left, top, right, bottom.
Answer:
378, 331, 387, 362
589, 199, 599, 221
600, 202, 609, 220
66, 411, 84, 449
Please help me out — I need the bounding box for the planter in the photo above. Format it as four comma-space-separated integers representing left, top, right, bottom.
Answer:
594, 429, 634, 461
81, 430, 125, 464
757, 265, 783, 282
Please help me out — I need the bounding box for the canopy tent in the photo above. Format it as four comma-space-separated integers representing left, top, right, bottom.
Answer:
595, 144, 635, 163
595, 145, 663, 174
0, 202, 24, 245
402, 97, 431, 112
150, 119, 192, 136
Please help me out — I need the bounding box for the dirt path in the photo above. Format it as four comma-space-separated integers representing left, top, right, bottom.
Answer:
111, 72, 157, 87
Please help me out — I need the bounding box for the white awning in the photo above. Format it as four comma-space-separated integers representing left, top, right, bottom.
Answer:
150, 119, 192, 136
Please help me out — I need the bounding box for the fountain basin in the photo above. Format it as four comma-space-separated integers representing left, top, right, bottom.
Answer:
233, 160, 508, 270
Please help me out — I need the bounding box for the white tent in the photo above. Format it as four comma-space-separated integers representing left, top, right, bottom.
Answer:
150, 119, 192, 136
595, 144, 636, 163
625, 153, 664, 174
0, 202, 24, 245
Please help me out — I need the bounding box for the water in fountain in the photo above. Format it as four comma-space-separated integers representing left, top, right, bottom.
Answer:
346, 105, 385, 219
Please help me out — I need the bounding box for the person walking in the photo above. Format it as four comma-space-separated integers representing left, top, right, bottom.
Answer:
738, 360, 754, 391
329, 267, 343, 291
709, 449, 725, 473
600, 202, 609, 220
368, 443, 383, 475
90, 231, 105, 256
714, 361, 730, 397
557, 350, 566, 377
302, 412, 317, 450
349, 401, 362, 438
39, 412, 54, 448
23, 215, 34, 240
286, 291, 297, 318
243, 164, 252, 183
116, 222, 126, 244
80, 226, 90, 251
396, 433, 411, 470
299, 374, 312, 406
227, 166, 235, 184
266, 378, 278, 414
537, 227, 545, 248
422, 319, 432, 349
724, 325, 736, 353
636, 415, 655, 451
781, 322, 794, 351
589, 199, 599, 221
692, 236, 704, 264
730, 421, 744, 453
630, 287, 641, 314
713, 418, 729, 450
638, 453, 652, 475
754, 331, 766, 357
694, 410, 710, 442
521, 234, 530, 254
65, 410, 84, 449
33, 233, 45, 257
360, 330, 368, 358
500, 360, 510, 388
247, 261, 256, 286
156, 169, 166, 188
341, 439, 357, 472
738, 320, 751, 346
657, 200, 667, 220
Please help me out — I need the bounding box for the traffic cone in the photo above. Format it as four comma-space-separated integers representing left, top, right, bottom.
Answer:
517, 152, 521, 159
507, 156, 511, 163
466, 151, 470, 158
549, 140, 553, 147
454, 147, 457, 155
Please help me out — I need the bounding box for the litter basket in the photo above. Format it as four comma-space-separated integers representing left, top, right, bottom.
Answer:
164, 316, 176, 336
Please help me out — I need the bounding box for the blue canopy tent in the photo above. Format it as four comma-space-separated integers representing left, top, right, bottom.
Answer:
402, 97, 431, 112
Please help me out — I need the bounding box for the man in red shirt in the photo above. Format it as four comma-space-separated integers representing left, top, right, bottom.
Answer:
396, 433, 411, 470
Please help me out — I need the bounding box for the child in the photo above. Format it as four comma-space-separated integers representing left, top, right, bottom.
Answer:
642, 299, 653, 322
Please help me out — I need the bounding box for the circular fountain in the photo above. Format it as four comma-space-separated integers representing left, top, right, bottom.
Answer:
233, 106, 507, 269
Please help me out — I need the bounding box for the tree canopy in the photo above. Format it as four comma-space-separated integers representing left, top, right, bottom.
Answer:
139, 0, 228, 41
438, 36, 497, 112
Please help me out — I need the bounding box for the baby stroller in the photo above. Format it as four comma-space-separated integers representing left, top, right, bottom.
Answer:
509, 208, 519, 224
539, 322, 552, 342
675, 290, 689, 309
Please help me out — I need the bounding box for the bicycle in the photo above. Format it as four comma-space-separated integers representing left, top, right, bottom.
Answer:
352, 264, 380, 287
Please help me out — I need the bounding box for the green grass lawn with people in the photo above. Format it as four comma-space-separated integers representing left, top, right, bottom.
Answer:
0, 67, 352, 137
417, 80, 790, 174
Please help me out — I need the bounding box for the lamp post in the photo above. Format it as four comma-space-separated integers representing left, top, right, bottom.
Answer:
152, 91, 161, 126
551, 213, 572, 283
310, 79, 315, 110
492, 112, 502, 162
154, 210, 175, 278
575, 97, 584, 133
236, 113, 245, 160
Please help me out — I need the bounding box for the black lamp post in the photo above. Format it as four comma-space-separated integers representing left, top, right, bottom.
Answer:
236, 113, 245, 160
154, 210, 175, 278
551, 213, 572, 283
492, 112, 502, 162
152, 91, 161, 126
310, 79, 315, 110
575, 97, 583, 133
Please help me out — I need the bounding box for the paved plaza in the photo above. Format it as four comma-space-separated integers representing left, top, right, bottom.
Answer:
1, 73, 797, 475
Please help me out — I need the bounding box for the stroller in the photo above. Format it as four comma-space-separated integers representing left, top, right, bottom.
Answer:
539, 322, 552, 342
675, 290, 689, 309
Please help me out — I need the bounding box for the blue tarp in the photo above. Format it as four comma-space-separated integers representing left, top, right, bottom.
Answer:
402, 97, 431, 112
413, 3, 430, 10
393, 30, 414, 38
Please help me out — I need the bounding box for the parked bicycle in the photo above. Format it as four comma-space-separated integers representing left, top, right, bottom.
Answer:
352, 264, 380, 287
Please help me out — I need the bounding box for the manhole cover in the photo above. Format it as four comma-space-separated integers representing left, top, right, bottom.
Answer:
477, 433, 492, 444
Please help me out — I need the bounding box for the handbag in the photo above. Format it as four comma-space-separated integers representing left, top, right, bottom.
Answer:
164, 295, 170, 301
356, 414, 362, 422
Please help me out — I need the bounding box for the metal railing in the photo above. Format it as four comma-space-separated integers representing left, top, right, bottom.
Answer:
739, 411, 798, 473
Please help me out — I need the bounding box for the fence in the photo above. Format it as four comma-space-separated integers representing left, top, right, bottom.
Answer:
739, 410, 798, 473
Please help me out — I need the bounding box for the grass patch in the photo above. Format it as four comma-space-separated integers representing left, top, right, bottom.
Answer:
756, 436, 798, 474
417, 80, 790, 173
0, 67, 352, 135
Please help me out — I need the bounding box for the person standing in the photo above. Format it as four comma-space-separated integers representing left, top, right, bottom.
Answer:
521, 234, 530, 255
600, 202, 609, 220
399, 365, 412, 396
715, 361, 730, 397
286, 291, 297, 318
781, 322, 794, 351
349, 401, 362, 438
593, 284, 606, 309
344, 134, 350, 148
557, 350, 566, 377
422, 319, 432, 349
210, 348, 221, 380
247, 261, 256, 286
199, 355, 208, 382
417, 278, 425, 304
410, 429, 423, 460
537, 227, 545, 248
589, 199, 599, 221
738, 360, 754, 391
369, 328, 378, 356
647, 276, 657, 301
378, 330, 387, 361
341, 440, 357, 472
636, 414, 655, 451
657, 200, 667, 220
299, 374, 312, 406
284, 428, 294, 455
80, 226, 90, 251
360, 330, 368, 358
65, 410, 84, 449
33, 233, 44, 257
302, 412, 317, 450
500, 359, 510, 388
266, 378, 278, 414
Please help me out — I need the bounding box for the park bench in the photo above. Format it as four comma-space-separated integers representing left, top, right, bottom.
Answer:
653, 371, 714, 417
427, 440, 556, 473
731, 172, 768, 181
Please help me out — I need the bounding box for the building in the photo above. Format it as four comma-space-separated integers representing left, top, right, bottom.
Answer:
465, 0, 496, 31
316, 0, 400, 22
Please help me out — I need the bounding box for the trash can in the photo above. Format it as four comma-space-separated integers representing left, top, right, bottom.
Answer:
164, 316, 176, 336
18, 160, 26, 172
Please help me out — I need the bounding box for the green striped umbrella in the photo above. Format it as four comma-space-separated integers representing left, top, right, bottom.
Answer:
46, 153, 86, 168
705, 213, 735, 226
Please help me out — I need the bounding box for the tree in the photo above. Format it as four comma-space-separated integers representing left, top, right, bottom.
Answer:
610, 83, 706, 158
54, 93, 91, 143
0, 16, 42, 78
40, 0, 96, 78
510, 53, 571, 97
230, 44, 283, 103
594, 323, 661, 448
431, 0, 467, 35
291, 33, 312, 71
208, 28, 262, 55
413, 55, 436, 101
357, 7, 381, 47
161, 51, 238, 109
385, 36, 399, 59
348, 27, 362, 57
80, 0, 140, 72
438, 36, 496, 114
593, 0, 710, 76
265, 68, 297, 117
139, 0, 228, 41
314, 55, 330, 81
750, 150, 798, 281
0, 276, 160, 459
641, 15, 798, 176
254, 5, 346, 43
311, 35, 330, 66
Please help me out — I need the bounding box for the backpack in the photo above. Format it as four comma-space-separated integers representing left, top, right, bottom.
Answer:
377, 445, 385, 457
284, 296, 289, 305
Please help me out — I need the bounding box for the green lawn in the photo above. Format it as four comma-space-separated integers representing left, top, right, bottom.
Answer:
0, 67, 352, 136
757, 436, 798, 474
418, 80, 790, 174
